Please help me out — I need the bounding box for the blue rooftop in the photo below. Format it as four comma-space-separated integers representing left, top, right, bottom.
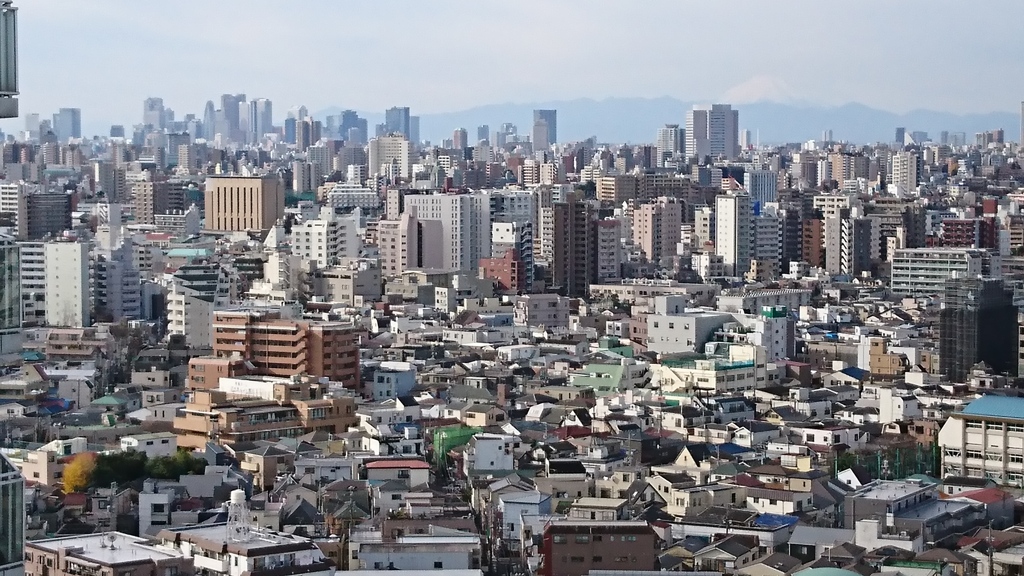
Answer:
961, 395, 1024, 420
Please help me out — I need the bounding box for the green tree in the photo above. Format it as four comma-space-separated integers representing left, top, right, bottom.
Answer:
94, 451, 148, 487
145, 450, 207, 480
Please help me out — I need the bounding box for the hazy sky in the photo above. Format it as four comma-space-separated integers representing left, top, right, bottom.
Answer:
9, 0, 1024, 136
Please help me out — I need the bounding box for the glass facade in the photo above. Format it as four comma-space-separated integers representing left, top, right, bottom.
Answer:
0, 238, 19, 331
0, 454, 23, 570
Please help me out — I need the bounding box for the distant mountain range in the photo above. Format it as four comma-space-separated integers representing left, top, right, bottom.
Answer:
315, 97, 1020, 145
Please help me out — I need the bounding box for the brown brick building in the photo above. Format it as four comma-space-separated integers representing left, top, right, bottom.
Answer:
539, 521, 658, 576
187, 309, 360, 390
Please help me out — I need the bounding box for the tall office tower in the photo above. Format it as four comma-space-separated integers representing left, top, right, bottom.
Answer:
52, 107, 81, 140
385, 106, 411, 137
401, 192, 491, 271
715, 193, 753, 277
550, 193, 598, 297
44, 239, 90, 327
894, 127, 906, 147
531, 120, 550, 153
249, 98, 273, 142
284, 117, 297, 144
533, 109, 557, 144
1020, 101, 1024, 144
656, 124, 683, 167
477, 125, 490, 144
339, 110, 366, 144
686, 104, 739, 160
452, 127, 468, 150
940, 277, 1018, 382
24, 113, 38, 139
236, 100, 249, 140
744, 169, 778, 206
295, 117, 321, 152
143, 97, 164, 129
204, 175, 285, 232
202, 100, 216, 140
409, 116, 420, 144
889, 150, 920, 192
220, 93, 245, 137
368, 135, 411, 180
633, 196, 683, 266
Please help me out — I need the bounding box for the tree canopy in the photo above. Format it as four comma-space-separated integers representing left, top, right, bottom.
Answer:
64, 450, 208, 491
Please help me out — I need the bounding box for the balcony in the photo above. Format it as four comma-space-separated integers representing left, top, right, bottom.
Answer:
194, 554, 229, 573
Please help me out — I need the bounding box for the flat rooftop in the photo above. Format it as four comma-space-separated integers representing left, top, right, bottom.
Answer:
29, 532, 185, 565
853, 480, 933, 501
158, 523, 317, 554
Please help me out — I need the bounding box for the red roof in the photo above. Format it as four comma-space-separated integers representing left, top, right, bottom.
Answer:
63, 493, 88, 507
552, 426, 594, 440
959, 487, 1012, 504
731, 473, 765, 488
365, 459, 430, 470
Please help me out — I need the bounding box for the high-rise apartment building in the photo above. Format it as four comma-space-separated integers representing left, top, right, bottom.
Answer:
656, 124, 683, 167
533, 109, 557, 144
133, 179, 187, 225
378, 210, 420, 277
550, 193, 600, 298
491, 221, 534, 291
633, 196, 683, 266
385, 106, 411, 137
401, 192, 491, 272
204, 175, 284, 233
715, 193, 753, 276
939, 277, 1017, 382
0, 236, 20, 365
889, 150, 920, 192
44, 240, 89, 327
167, 262, 235, 347
890, 247, 991, 297
206, 309, 360, 388
291, 207, 359, 269
686, 104, 739, 160
367, 135, 411, 180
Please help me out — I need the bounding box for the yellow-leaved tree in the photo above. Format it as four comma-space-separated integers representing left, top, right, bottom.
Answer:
63, 453, 97, 493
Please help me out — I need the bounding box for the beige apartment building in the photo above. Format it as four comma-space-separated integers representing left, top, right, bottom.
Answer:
174, 387, 357, 449
204, 175, 284, 232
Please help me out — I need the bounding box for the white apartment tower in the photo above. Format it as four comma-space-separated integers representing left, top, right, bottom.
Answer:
715, 193, 753, 277
290, 207, 359, 269
368, 135, 411, 180
401, 192, 491, 271
44, 240, 90, 327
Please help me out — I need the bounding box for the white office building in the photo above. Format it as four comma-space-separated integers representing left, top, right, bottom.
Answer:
656, 124, 683, 167
686, 104, 740, 160
744, 170, 778, 205
368, 135, 412, 180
